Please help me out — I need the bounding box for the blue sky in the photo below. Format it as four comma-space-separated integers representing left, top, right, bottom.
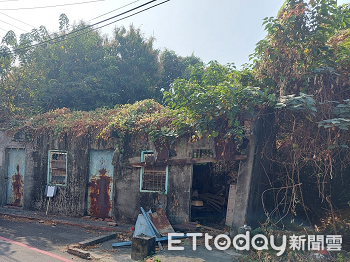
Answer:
0, 0, 349, 68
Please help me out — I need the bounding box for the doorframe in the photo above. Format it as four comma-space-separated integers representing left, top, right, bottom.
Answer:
86, 149, 115, 218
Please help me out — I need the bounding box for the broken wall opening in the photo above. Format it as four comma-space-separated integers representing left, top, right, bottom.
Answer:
191, 160, 239, 224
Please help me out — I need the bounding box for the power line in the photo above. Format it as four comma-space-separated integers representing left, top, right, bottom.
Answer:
0, 0, 155, 49
46, 0, 142, 38
34, 0, 142, 39
2, 0, 155, 40
0, 0, 140, 39
94, 0, 169, 31
0, 19, 27, 32
11, 0, 157, 49
83, 0, 158, 31
0, 0, 18, 2
87, 0, 140, 22
0, 0, 105, 10
3, 0, 170, 55
0, 12, 35, 28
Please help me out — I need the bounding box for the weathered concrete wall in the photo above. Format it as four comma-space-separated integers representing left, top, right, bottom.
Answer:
115, 135, 213, 225
1, 129, 216, 225
166, 164, 192, 224
29, 133, 117, 217
230, 109, 275, 235
0, 131, 34, 208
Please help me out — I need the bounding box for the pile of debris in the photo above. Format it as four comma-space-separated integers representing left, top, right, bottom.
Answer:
112, 207, 179, 249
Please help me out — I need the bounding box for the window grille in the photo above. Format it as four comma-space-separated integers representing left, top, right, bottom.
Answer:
48, 151, 67, 185
140, 151, 168, 193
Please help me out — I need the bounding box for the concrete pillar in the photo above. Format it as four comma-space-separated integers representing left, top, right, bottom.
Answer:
230, 109, 274, 236
230, 131, 257, 236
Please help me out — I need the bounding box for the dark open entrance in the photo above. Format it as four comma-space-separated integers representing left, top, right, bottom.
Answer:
191, 161, 239, 224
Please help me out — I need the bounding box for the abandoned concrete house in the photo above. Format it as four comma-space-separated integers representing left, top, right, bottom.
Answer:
0, 104, 272, 233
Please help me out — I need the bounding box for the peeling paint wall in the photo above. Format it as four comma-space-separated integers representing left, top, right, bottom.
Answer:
6, 149, 25, 207
29, 133, 117, 217
0, 131, 34, 209
88, 150, 114, 218
114, 134, 213, 225
0, 130, 216, 225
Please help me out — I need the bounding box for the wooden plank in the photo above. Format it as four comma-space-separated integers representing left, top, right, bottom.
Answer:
130, 155, 246, 167
225, 184, 237, 226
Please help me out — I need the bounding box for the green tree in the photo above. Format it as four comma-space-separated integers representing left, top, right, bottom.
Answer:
0, 20, 166, 113
164, 61, 270, 140
159, 49, 203, 94
110, 25, 161, 104
250, 0, 350, 224
253, 0, 341, 96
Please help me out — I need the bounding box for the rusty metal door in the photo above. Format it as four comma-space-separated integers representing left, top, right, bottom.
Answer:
6, 148, 25, 207
87, 150, 114, 218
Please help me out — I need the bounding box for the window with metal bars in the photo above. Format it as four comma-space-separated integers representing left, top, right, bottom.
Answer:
140, 151, 168, 193
48, 150, 67, 186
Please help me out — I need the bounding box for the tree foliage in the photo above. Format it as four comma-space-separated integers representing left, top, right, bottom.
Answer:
251, 0, 350, 225
159, 49, 203, 94
0, 18, 204, 116
164, 61, 273, 142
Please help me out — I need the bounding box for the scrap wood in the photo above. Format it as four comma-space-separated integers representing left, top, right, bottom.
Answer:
200, 225, 225, 234
214, 187, 225, 196
205, 201, 222, 212
198, 193, 225, 212
199, 193, 225, 203
173, 222, 197, 232
149, 207, 175, 236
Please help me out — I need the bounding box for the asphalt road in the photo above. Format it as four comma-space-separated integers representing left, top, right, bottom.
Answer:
0, 216, 101, 262
0, 215, 240, 262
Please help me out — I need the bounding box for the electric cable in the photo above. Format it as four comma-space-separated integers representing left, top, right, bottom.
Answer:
42, 0, 142, 39
93, 0, 169, 31
0, 11, 35, 28
87, 0, 140, 22
0, 19, 28, 32
72, 0, 157, 35
0, 0, 105, 10
2, 0, 158, 52
0, 0, 140, 39
0, 0, 141, 38
2, 0, 170, 55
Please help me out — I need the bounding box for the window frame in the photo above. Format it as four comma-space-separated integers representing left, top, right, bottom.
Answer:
139, 150, 168, 194
47, 150, 68, 186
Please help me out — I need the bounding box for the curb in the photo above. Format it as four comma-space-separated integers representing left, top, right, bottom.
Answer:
0, 212, 118, 232
67, 244, 91, 260
68, 233, 118, 260
79, 233, 118, 247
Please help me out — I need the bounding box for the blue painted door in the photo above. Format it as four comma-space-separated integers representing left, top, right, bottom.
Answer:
87, 150, 114, 218
7, 149, 25, 207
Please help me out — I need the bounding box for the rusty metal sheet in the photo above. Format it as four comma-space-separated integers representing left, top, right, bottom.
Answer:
149, 207, 175, 236
6, 149, 25, 207
87, 150, 114, 219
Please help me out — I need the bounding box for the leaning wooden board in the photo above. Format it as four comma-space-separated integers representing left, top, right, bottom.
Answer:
148, 207, 175, 236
